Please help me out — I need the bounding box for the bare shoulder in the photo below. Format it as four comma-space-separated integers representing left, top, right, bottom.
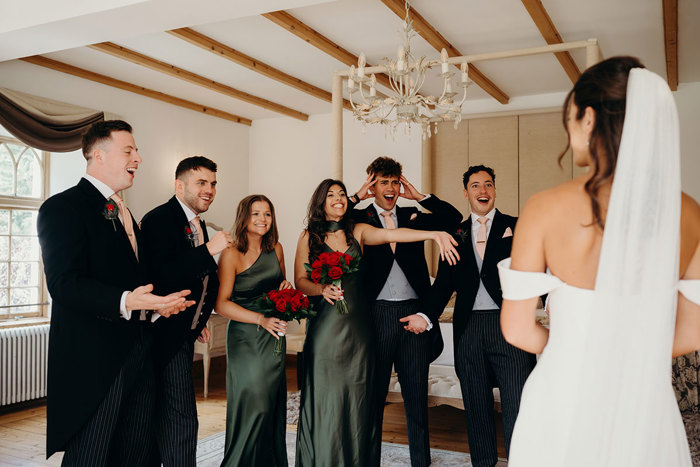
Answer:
682, 192, 700, 221
274, 242, 284, 254
218, 246, 242, 272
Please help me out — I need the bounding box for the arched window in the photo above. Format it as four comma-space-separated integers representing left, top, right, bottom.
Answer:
0, 126, 49, 320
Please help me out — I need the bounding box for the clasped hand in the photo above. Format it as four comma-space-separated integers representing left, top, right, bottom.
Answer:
125, 284, 195, 318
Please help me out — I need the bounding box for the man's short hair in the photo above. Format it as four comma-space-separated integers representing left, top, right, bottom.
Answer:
81, 120, 132, 161
462, 165, 496, 189
175, 156, 217, 180
366, 156, 402, 178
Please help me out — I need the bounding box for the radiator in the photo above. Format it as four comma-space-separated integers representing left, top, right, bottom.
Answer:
0, 324, 49, 406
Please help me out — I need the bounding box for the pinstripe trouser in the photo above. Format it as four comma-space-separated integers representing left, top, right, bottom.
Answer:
62, 328, 155, 467
455, 310, 535, 467
372, 299, 432, 467
154, 338, 198, 467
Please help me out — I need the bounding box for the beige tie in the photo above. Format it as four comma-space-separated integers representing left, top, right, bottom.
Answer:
380, 210, 396, 253
190, 215, 209, 330
110, 193, 137, 256
191, 216, 205, 246
476, 216, 488, 259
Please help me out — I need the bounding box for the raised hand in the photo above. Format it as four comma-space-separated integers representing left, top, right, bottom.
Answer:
399, 175, 426, 201
433, 231, 460, 265
355, 172, 377, 201
206, 230, 233, 256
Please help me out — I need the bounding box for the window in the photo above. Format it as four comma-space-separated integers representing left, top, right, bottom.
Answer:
0, 125, 49, 320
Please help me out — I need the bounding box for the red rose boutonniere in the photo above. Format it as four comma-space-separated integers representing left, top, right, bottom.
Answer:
304, 251, 360, 314
184, 225, 198, 247
103, 199, 120, 231
455, 228, 469, 243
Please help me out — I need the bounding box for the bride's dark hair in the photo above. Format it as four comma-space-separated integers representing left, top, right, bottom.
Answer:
306, 178, 355, 259
559, 56, 644, 229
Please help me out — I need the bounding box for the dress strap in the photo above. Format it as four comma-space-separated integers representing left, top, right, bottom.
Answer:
497, 258, 564, 300
680, 280, 700, 305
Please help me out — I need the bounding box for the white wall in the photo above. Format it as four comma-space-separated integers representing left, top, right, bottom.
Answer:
0, 60, 249, 228
675, 82, 700, 202
249, 112, 422, 276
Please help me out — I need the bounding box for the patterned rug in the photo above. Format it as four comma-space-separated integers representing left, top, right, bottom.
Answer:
198, 392, 700, 466
197, 391, 506, 466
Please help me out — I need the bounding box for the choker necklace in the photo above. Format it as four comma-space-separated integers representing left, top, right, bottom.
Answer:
326, 220, 344, 232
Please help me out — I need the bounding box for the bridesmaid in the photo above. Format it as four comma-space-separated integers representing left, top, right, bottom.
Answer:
294, 179, 459, 466
215, 194, 291, 467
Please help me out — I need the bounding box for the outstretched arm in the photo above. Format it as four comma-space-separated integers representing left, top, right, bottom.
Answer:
500, 194, 549, 354
354, 223, 460, 265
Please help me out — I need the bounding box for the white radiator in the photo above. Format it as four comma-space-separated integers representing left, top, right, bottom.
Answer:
0, 324, 49, 406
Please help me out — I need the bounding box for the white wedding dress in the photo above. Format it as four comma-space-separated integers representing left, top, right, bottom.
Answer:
498, 68, 700, 466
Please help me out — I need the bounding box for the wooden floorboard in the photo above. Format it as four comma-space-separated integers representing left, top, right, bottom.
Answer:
0, 355, 504, 464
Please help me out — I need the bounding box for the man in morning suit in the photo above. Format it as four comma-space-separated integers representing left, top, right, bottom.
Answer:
37, 120, 193, 465
140, 156, 232, 466
426, 165, 536, 467
347, 156, 462, 467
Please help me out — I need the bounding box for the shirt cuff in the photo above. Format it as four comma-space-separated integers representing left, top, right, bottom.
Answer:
120, 291, 131, 320
416, 312, 433, 331
419, 193, 431, 202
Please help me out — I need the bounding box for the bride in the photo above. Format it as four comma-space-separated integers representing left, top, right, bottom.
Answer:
498, 56, 700, 466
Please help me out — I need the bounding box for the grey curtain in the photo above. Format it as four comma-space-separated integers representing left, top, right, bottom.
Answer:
0, 88, 104, 152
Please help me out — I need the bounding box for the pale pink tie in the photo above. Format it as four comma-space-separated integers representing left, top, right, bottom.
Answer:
476, 216, 488, 259
191, 216, 205, 246
110, 193, 137, 255
380, 210, 396, 253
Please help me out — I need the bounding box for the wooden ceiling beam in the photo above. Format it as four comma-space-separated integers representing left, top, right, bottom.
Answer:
19, 55, 252, 125
262, 10, 394, 92
89, 42, 308, 121
167, 27, 352, 110
662, 0, 678, 91
379, 0, 509, 104
521, 0, 580, 83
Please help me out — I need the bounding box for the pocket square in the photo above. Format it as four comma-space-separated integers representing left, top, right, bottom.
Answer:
410, 213, 418, 221
502, 227, 513, 238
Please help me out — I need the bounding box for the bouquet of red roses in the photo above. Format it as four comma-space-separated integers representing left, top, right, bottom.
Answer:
304, 251, 361, 314
257, 288, 315, 355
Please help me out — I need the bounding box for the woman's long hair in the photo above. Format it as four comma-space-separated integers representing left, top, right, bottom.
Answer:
306, 179, 354, 259
558, 56, 644, 229
231, 194, 278, 253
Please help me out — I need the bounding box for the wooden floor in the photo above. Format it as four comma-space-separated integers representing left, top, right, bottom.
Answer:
0, 355, 505, 465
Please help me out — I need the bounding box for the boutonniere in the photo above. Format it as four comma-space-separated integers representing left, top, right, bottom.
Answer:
184, 225, 198, 247
455, 228, 469, 243
103, 199, 120, 231
367, 210, 376, 221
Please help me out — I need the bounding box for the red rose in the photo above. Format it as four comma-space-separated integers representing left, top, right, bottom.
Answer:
312, 259, 322, 269
275, 298, 287, 312
185, 227, 191, 234
301, 296, 310, 308
327, 253, 342, 266
343, 253, 353, 266
290, 295, 301, 311
328, 266, 343, 280
310, 269, 322, 283
107, 205, 114, 211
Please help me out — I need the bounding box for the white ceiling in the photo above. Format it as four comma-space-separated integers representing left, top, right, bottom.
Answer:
1, 0, 697, 124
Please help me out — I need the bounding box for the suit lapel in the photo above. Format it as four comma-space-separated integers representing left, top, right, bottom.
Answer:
483, 209, 506, 265
363, 205, 383, 228
168, 196, 196, 248
78, 179, 138, 264
458, 218, 479, 275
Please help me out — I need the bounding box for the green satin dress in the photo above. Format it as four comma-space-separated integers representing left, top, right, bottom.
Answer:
222, 249, 288, 467
295, 240, 378, 466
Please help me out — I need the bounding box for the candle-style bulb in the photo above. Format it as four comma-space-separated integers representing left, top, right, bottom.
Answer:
441, 48, 448, 62
359, 53, 366, 68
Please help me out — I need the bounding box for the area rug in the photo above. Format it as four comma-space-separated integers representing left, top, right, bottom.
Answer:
196, 430, 505, 466
197, 391, 506, 466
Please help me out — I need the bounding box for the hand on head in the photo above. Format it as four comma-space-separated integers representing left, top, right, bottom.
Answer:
399, 175, 425, 201
356, 172, 377, 201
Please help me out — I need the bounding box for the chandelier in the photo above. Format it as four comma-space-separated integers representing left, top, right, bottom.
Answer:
346, 1, 471, 139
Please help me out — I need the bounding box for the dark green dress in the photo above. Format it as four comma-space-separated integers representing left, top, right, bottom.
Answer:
295, 240, 377, 466
222, 249, 288, 467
